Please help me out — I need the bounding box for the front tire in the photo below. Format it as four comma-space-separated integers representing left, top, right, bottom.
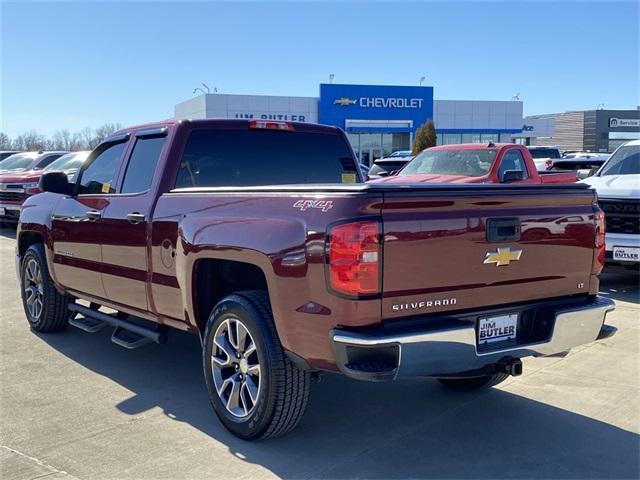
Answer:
20, 244, 69, 332
202, 290, 310, 440
437, 373, 510, 391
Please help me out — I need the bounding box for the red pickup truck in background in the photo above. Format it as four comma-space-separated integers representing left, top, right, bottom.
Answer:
372, 143, 577, 184
0, 152, 89, 224
16, 119, 614, 440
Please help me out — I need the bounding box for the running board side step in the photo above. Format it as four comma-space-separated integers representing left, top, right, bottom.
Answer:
68, 314, 107, 333
68, 303, 168, 348
111, 327, 152, 349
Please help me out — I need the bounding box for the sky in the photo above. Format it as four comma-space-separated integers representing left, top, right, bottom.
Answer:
2, 0, 639, 137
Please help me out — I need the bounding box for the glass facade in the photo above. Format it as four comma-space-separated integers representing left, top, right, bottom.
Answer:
437, 132, 504, 145
608, 131, 640, 152
348, 132, 411, 166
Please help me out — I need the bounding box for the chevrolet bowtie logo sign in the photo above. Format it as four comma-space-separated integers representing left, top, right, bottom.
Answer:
484, 247, 523, 267
333, 97, 357, 106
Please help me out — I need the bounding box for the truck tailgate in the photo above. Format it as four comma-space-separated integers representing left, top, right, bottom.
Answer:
380, 185, 597, 319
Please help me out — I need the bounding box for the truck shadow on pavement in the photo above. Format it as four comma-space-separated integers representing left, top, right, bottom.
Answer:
0, 226, 17, 240
37, 326, 639, 479
599, 271, 640, 305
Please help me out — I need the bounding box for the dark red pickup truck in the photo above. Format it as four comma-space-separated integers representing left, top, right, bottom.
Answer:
16, 119, 615, 440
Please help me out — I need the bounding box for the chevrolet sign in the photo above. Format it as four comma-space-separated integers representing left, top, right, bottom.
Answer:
333, 96, 424, 109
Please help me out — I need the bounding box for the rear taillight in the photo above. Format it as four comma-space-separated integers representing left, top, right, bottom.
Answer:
593, 207, 606, 275
328, 221, 380, 297
248, 120, 294, 131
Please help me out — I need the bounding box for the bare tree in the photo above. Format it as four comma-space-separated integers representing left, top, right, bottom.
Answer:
0, 132, 11, 149
2, 123, 123, 152
92, 123, 122, 147
79, 127, 95, 150
12, 130, 48, 151
52, 129, 82, 151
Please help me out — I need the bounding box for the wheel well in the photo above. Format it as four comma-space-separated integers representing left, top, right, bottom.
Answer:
193, 259, 268, 334
18, 231, 43, 257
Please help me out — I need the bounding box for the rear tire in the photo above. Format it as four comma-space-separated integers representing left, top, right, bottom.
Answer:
202, 290, 310, 440
437, 373, 510, 391
20, 244, 69, 332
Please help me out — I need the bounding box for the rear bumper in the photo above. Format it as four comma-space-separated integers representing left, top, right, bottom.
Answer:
330, 296, 615, 381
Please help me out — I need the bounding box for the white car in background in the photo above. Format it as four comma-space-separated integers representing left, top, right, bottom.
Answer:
581, 140, 640, 271
526, 146, 562, 171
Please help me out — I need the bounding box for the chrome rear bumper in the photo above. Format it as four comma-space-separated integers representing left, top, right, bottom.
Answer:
331, 296, 615, 381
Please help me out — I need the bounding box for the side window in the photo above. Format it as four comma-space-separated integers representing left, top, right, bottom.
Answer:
120, 136, 166, 194
498, 150, 528, 181
78, 142, 127, 195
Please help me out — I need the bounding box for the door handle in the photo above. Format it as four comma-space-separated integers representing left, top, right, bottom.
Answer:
126, 212, 145, 224
86, 210, 102, 221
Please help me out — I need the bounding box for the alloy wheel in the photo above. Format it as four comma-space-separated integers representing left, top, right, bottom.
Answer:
24, 258, 44, 321
211, 317, 261, 418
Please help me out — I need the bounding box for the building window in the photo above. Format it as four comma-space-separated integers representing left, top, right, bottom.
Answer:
346, 132, 411, 166
608, 131, 640, 153
480, 134, 499, 143
438, 133, 462, 145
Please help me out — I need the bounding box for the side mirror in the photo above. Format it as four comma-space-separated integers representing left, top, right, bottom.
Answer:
502, 170, 524, 183
377, 170, 389, 177
39, 171, 73, 195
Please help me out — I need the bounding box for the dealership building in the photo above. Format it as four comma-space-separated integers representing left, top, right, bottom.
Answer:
525, 109, 640, 153
175, 83, 529, 165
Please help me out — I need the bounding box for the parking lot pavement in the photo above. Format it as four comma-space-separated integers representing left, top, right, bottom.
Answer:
0, 226, 638, 480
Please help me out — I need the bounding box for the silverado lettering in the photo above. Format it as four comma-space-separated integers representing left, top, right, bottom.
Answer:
16, 118, 615, 441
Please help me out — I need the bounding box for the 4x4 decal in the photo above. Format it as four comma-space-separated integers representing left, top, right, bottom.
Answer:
293, 199, 334, 212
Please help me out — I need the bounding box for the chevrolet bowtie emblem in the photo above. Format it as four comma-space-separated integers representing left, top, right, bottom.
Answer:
333, 97, 357, 106
484, 247, 523, 266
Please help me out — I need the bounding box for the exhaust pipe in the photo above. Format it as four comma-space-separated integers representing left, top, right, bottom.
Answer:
497, 359, 523, 377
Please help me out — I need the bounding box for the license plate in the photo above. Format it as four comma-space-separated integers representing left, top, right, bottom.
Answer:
0, 207, 5, 216
478, 314, 518, 345
613, 246, 639, 262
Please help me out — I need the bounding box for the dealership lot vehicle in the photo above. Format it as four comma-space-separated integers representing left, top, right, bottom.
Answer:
550, 153, 610, 179
0, 150, 67, 173
0, 151, 87, 225
582, 140, 639, 271
0, 150, 22, 162
526, 146, 563, 171
17, 119, 613, 440
365, 157, 412, 180
374, 143, 577, 184
387, 149, 413, 158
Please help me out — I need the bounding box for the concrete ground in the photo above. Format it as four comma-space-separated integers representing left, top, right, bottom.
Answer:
0, 226, 638, 480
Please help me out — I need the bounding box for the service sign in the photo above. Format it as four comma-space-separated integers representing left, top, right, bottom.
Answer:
319, 83, 433, 130
609, 118, 640, 128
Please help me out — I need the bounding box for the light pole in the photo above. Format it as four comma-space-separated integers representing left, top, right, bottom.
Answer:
419, 76, 426, 86
329, 73, 335, 84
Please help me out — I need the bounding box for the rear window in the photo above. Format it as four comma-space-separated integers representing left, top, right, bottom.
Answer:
528, 148, 561, 159
399, 149, 497, 177
373, 161, 407, 172
174, 129, 358, 188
